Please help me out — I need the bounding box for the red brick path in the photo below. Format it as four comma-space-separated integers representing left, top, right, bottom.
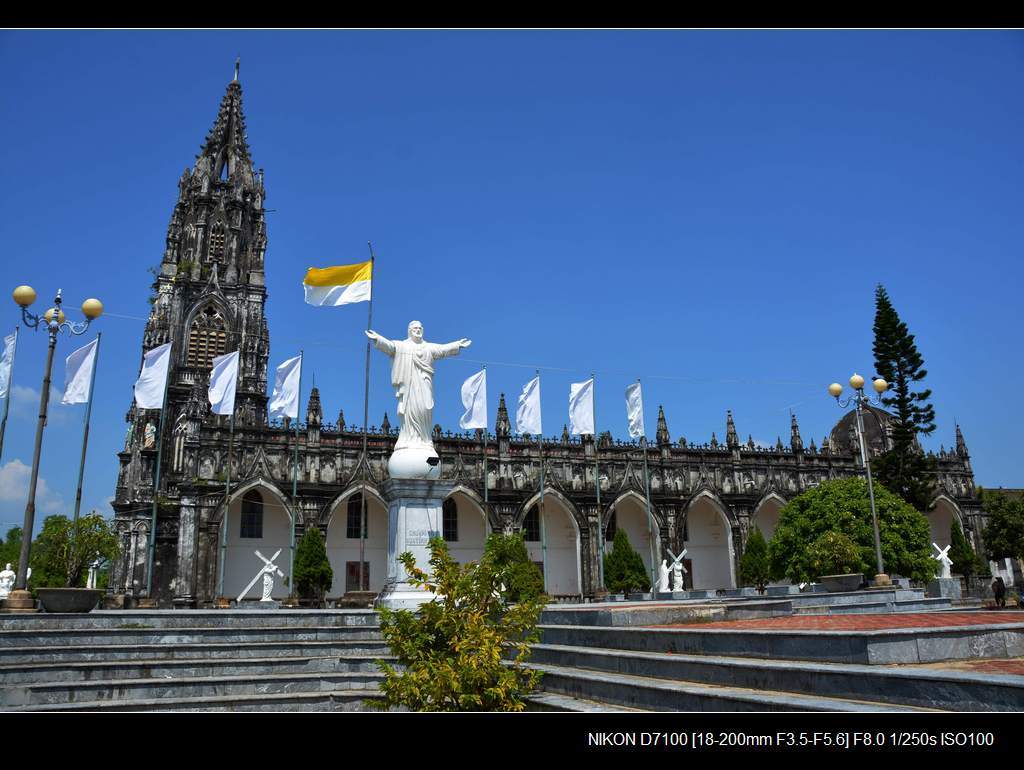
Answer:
922, 659, 1024, 676
652, 611, 1024, 631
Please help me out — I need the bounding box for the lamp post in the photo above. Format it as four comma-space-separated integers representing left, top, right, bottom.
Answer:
828, 373, 890, 587
5, 286, 101, 611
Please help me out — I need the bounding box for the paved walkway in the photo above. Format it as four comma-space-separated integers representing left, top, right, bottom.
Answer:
652, 611, 1024, 631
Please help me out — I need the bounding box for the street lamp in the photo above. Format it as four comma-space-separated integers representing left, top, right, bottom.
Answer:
828, 373, 890, 587
5, 287, 101, 611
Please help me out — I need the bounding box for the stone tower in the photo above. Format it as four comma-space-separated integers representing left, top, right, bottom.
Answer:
113, 71, 270, 600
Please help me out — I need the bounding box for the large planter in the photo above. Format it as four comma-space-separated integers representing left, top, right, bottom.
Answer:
36, 588, 103, 613
819, 573, 864, 593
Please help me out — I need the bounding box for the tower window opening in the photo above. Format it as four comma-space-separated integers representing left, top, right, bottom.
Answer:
186, 305, 228, 370
209, 224, 226, 262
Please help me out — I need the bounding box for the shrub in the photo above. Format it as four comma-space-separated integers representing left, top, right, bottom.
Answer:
29, 513, 119, 588
739, 527, 770, 592
948, 521, 980, 579
373, 537, 545, 712
481, 532, 545, 603
768, 477, 936, 584
293, 527, 333, 605
807, 531, 863, 577
603, 529, 650, 593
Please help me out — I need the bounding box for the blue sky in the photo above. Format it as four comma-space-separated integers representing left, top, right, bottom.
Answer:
0, 29, 1021, 536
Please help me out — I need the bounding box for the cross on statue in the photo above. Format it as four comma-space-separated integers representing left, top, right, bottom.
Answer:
666, 548, 688, 591
237, 548, 285, 603
932, 542, 954, 580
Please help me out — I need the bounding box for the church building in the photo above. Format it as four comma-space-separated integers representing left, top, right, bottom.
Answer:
111, 75, 984, 607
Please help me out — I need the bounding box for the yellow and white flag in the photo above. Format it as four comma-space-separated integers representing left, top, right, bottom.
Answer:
303, 261, 372, 307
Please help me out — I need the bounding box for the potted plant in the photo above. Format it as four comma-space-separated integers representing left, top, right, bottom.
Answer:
808, 531, 865, 593
31, 513, 119, 612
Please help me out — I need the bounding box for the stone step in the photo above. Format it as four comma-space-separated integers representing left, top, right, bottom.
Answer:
0, 653, 393, 686
528, 643, 1024, 711
529, 663, 943, 713
14, 690, 387, 712
2, 670, 385, 708
538, 619, 1024, 664
0, 625, 382, 648
793, 598, 952, 615
0, 639, 390, 665
0, 609, 380, 632
526, 691, 650, 712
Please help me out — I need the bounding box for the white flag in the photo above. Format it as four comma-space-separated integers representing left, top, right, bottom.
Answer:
625, 381, 645, 439
61, 338, 99, 405
459, 369, 488, 430
516, 376, 542, 435
268, 354, 302, 420
208, 350, 240, 416
133, 342, 171, 410
0, 331, 16, 400
569, 378, 595, 435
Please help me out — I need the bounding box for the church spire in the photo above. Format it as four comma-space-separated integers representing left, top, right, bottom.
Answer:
726, 410, 739, 449
197, 76, 254, 181
955, 423, 968, 458
790, 411, 803, 452
496, 393, 510, 436
656, 405, 670, 447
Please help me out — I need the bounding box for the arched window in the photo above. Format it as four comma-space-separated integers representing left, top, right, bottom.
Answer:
522, 505, 540, 542
240, 490, 263, 539
208, 221, 226, 262
186, 305, 228, 370
347, 493, 367, 539
604, 510, 617, 544
442, 498, 458, 542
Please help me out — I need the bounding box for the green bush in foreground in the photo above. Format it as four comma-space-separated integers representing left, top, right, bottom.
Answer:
373, 537, 545, 712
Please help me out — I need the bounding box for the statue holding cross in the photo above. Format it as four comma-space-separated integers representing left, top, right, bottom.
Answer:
666, 548, 688, 591
932, 543, 954, 580
237, 549, 286, 603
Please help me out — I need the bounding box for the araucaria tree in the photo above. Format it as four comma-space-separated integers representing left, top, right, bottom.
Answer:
739, 527, 770, 593
871, 284, 937, 511
948, 521, 980, 579
293, 527, 333, 605
603, 529, 650, 593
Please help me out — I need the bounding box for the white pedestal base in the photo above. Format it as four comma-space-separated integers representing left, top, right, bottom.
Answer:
375, 477, 455, 610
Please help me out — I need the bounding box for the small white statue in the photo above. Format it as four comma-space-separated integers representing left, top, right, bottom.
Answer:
0, 563, 15, 599
657, 559, 670, 592
672, 562, 684, 591
86, 559, 101, 590
933, 543, 954, 580
237, 548, 285, 603
261, 571, 274, 601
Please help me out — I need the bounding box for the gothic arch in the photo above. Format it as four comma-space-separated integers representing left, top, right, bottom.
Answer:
605, 490, 663, 576
927, 494, 965, 551
442, 486, 492, 566
209, 478, 294, 527
323, 484, 389, 595
751, 492, 788, 542
684, 490, 737, 590
182, 296, 234, 370
215, 481, 293, 601
517, 487, 583, 596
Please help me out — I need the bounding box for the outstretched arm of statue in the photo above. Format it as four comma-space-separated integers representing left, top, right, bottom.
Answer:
433, 338, 472, 359
366, 330, 396, 356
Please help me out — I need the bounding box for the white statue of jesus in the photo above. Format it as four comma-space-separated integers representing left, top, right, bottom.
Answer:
367, 321, 470, 477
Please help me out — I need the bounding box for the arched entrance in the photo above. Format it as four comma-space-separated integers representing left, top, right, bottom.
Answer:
221, 483, 293, 600
751, 494, 786, 542
928, 496, 962, 552
521, 492, 581, 596
684, 493, 736, 590
442, 487, 490, 566
607, 491, 660, 578
325, 488, 388, 595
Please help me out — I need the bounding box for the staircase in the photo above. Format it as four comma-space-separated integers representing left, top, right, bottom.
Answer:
526, 603, 1024, 712
0, 609, 389, 712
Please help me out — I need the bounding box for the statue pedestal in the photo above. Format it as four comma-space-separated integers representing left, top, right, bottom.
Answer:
927, 577, 962, 601
375, 478, 455, 610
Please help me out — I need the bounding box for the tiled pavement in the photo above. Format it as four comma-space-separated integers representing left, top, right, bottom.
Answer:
652, 611, 1024, 631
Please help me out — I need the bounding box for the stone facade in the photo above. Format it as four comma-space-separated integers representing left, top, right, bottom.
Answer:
111, 76, 983, 607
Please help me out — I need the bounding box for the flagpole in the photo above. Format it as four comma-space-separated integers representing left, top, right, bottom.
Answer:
290, 350, 303, 585
638, 382, 658, 591
217, 411, 235, 599
71, 333, 101, 528
536, 370, 548, 593
0, 326, 19, 464
145, 343, 172, 598
359, 241, 375, 591
482, 367, 488, 509
593, 372, 604, 590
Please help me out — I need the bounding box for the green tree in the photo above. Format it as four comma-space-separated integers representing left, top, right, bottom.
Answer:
373, 537, 545, 712
0, 527, 22, 570
293, 527, 333, 605
768, 478, 936, 584
871, 284, 937, 511
980, 490, 1024, 563
739, 527, 770, 593
807, 531, 863, 576
948, 521, 980, 579
481, 532, 545, 603
28, 513, 120, 588
603, 529, 650, 593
